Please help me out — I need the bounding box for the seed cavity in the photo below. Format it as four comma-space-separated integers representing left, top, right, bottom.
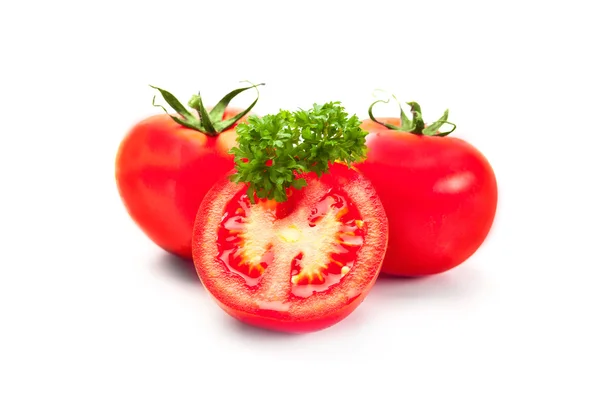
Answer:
216, 188, 366, 296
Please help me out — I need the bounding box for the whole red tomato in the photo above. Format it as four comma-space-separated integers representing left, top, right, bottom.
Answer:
115, 84, 263, 258
192, 163, 388, 333
355, 99, 497, 276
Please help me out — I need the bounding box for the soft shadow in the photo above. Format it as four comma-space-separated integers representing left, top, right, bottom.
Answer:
369, 264, 484, 301
226, 318, 305, 341
154, 252, 202, 286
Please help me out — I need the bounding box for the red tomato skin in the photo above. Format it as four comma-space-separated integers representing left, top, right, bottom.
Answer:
192, 164, 389, 333
115, 110, 243, 259
356, 118, 498, 276
206, 289, 368, 333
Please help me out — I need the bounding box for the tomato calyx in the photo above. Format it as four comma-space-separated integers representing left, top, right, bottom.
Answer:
367, 92, 457, 137
150, 82, 265, 136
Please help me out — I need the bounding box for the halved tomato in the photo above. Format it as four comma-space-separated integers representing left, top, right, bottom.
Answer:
192, 163, 388, 333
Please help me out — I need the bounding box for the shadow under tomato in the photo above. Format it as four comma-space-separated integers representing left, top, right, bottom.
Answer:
225, 317, 306, 341
369, 264, 484, 301
154, 252, 202, 286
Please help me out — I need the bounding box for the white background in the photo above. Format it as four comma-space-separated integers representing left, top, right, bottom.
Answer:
1, 0, 599, 399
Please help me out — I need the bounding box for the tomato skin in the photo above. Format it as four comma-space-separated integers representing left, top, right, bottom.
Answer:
192, 164, 388, 333
205, 288, 367, 333
356, 118, 497, 276
115, 109, 244, 259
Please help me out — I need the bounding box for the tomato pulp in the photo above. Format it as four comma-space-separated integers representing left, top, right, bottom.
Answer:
192, 164, 388, 333
115, 108, 245, 259
356, 118, 497, 276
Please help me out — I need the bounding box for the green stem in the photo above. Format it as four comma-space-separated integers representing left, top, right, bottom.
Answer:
188, 93, 217, 135
368, 95, 456, 137
406, 102, 425, 134
150, 82, 265, 136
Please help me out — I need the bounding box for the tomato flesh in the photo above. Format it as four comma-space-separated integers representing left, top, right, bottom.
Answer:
217, 188, 366, 297
192, 164, 388, 333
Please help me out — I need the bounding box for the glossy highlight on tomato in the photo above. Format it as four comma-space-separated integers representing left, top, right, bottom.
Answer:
192, 163, 388, 333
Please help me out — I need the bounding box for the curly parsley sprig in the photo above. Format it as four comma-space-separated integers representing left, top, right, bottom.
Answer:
229, 101, 368, 203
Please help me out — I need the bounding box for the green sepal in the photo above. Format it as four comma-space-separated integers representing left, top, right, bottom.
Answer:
368, 94, 457, 137
368, 98, 404, 131
150, 85, 204, 131
210, 83, 265, 131
150, 82, 265, 136
150, 85, 195, 120
422, 109, 456, 136
435, 122, 457, 137
151, 94, 201, 131
400, 105, 412, 131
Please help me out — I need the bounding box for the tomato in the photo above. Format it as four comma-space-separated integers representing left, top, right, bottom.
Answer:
115, 110, 240, 258
356, 114, 497, 276
115, 83, 263, 258
191, 163, 388, 333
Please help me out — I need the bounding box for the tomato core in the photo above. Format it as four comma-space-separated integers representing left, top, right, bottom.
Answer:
216, 188, 366, 298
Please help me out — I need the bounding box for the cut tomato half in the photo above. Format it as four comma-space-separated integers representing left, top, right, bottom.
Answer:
192, 163, 388, 333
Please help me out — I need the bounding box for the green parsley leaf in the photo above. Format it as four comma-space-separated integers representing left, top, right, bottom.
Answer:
229, 101, 368, 203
